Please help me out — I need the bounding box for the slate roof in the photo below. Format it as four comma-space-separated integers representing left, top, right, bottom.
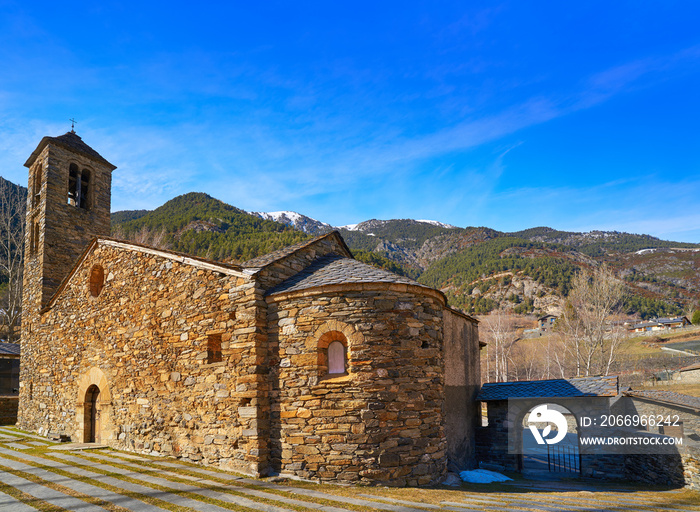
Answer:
624, 389, 700, 411
0, 343, 20, 356
242, 231, 352, 268
630, 316, 690, 330
24, 131, 117, 170
657, 316, 689, 325
476, 376, 619, 401
679, 361, 700, 373
267, 254, 431, 296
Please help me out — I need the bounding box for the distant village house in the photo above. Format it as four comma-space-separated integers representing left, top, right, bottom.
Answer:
628, 316, 691, 333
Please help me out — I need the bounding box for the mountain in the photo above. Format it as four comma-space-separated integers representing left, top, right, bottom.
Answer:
1, 172, 694, 320
509, 227, 699, 256
110, 209, 150, 224
108, 193, 699, 318
111, 192, 311, 263
106, 194, 700, 318
249, 211, 332, 235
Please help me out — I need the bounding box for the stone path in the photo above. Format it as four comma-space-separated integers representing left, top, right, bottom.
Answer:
0, 429, 697, 512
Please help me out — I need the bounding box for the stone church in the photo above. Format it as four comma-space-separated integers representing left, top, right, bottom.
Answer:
18, 131, 481, 486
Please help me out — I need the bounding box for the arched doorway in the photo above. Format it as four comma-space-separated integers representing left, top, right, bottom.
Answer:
76, 367, 113, 444
520, 403, 580, 476
84, 384, 101, 443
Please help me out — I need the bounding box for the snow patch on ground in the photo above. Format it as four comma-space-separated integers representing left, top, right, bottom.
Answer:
339, 223, 360, 231
459, 469, 513, 483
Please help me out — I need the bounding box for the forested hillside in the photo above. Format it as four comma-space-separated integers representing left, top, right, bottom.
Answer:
107, 191, 699, 318
510, 226, 699, 256
0, 180, 660, 319
112, 193, 311, 262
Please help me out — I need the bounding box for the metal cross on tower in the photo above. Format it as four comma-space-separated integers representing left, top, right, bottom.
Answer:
70, 118, 77, 132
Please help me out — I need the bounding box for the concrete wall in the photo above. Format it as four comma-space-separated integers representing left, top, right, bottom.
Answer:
443, 307, 480, 471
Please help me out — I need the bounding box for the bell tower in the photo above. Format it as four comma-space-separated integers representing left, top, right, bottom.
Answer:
21, 131, 116, 325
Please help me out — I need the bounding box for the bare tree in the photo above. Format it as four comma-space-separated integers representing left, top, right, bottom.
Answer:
509, 340, 540, 381
0, 178, 25, 342
112, 224, 171, 251
481, 311, 519, 382
558, 264, 626, 377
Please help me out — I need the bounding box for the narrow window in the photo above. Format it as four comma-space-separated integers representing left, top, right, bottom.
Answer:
89, 265, 105, 297
32, 165, 42, 207
208, 334, 222, 364
68, 164, 79, 206
30, 217, 39, 256
328, 341, 346, 374
79, 169, 90, 209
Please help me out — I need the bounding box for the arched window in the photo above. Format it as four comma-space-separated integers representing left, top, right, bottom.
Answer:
68, 163, 79, 206
32, 164, 42, 208
79, 169, 90, 209
328, 341, 346, 374
89, 265, 104, 297
317, 330, 349, 377
67, 164, 91, 209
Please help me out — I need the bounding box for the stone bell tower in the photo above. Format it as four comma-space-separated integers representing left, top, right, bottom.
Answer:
21, 131, 116, 326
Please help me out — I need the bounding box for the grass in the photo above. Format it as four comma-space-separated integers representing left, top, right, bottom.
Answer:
64, 448, 700, 511
0, 461, 132, 512
0, 426, 699, 512
0, 479, 68, 512
635, 382, 700, 397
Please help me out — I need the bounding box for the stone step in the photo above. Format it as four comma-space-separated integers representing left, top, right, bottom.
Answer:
0, 428, 54, 442
80, 451, 437, 512
4, 443, 32, 450
0, 452, 169, 512
50, 452, 299, 512
26, 441, 49, 446
4, 448, 225, 512
97, 451, 700, 512
0, 461, 108, 512
0, 489, 44, 512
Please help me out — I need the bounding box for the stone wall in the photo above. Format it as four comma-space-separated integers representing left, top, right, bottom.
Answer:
266, 285, 448, 486
0, 396, 18, 425
624, 452, 699, 489
677, 369, 700, 384
623, 398, 700, 443
443, 308, 480, 471
478, 397, 700, 488
475, 401, 519, 471
621, 397, 700, 489
23, 143, 113, 319
19, 240, 268, 475
476, 398, 626, 479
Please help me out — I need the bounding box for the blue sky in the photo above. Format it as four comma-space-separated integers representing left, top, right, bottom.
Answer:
1, 2, 699, 242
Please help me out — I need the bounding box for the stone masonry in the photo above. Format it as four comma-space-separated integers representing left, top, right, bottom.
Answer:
19, 132, 482, 486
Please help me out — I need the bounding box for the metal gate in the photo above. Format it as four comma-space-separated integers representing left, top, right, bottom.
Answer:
547, 442, 580, 473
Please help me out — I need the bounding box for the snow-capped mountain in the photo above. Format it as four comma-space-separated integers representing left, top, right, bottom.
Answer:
249, 211, 333, 235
